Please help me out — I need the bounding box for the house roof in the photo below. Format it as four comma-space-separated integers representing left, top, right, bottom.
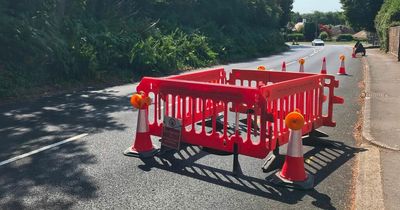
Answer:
353, 30, 368, 39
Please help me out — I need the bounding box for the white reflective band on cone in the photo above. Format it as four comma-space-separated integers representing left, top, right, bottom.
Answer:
286, 129, 303, 157
137, 109, 149, 133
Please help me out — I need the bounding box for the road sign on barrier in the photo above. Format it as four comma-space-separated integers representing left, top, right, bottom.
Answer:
161, 116, 182, 150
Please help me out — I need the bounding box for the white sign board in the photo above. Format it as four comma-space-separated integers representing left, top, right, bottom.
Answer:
161, 116, 182, 150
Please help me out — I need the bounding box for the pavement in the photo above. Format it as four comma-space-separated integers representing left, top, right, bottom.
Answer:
355, 49, 400, 210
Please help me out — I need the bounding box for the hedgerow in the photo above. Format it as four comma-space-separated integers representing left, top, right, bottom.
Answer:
0, 0, 288, 98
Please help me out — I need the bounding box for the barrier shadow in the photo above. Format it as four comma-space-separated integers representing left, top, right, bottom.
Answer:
138, 138, 365, 207
301, 137, 366, 187
138, 145, 298, 204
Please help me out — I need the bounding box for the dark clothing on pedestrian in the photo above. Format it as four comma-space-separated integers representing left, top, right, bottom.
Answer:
354, 41, 366, 56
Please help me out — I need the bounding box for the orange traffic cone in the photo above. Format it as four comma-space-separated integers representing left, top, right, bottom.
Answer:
299, 58, 305, 72
124, 93, 158, 158
320, 57, 327, 74
337, 55, 347, 75
281, 61, 286, 72
270, 111, 314, 190
352, 47, 356, 58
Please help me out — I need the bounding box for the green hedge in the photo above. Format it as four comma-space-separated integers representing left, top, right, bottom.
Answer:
336, 34, 354, 41
375, 0, 400, 51
287, 33, 305, 41
0, 0, 288, 99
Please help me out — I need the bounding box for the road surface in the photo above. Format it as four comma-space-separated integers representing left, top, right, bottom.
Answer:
0, 44, 363, 209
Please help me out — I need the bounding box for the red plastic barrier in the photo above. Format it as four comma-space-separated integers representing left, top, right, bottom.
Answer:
136, 68, 343, 159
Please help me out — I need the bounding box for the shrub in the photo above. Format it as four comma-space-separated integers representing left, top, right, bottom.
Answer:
375, 0, 400, 51
287, 33, 305, 41
336, 34, 353, 41
130, 30, 217, 75
319, 32, 329, 40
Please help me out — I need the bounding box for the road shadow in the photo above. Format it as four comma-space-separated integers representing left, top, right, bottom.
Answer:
0, 87, 130, 160
137, 138, 365, 208
337, 74, 354, 77
0, 140, 98, 209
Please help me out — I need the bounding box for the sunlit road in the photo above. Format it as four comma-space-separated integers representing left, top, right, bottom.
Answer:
0, 44, 363, 209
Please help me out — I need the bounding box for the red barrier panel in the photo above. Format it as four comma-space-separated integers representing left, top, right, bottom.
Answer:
136, 68, 343, 159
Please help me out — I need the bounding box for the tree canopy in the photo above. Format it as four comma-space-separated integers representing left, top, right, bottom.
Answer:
340, 0, 384, 31
290, 11, 346, 26
279, 0, 294, 27
302, 11, 346, 26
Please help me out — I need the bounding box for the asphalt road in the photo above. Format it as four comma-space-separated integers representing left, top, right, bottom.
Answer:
0, 44, 363, 209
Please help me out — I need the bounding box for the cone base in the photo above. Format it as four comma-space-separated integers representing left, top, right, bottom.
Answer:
123, 145, 159, 158
270, 170, 314, 190
337, 67, 347, 75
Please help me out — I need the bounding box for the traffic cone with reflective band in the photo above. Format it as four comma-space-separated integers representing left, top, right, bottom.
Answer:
124, 93, 158, 158
281, 61, 286, 72
320, 57, 327, 74
337, 55, 347, 75
270, 110, 314, 190
299, 58, 305, 72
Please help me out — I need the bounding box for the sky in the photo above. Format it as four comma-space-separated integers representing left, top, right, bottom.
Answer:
293, 0, 343, 14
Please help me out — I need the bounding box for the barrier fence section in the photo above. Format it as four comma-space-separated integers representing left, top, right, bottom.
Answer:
136, 68, 343, 159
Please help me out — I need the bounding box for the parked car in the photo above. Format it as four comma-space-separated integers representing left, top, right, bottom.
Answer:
312, 39, 325, 46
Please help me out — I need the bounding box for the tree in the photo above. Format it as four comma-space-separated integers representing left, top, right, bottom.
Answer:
375, 0, 400, 51
290, 11, 302, 23
279, 0, 294, 27
304, 22, 317, 41
302, 11, 346, 26
340, 0, 384, 31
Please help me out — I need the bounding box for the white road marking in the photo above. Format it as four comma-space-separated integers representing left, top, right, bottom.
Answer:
287, 47, 324, 66
0, 133, 89, 167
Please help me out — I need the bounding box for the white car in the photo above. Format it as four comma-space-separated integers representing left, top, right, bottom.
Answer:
312, 39, 325, 46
